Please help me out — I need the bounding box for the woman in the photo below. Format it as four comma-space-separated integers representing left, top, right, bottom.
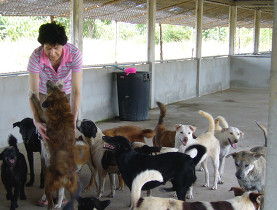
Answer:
28, 21, 82, 140
27, 21, 82, 207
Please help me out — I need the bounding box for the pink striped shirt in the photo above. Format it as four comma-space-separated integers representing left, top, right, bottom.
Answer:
27, 43, 82, 94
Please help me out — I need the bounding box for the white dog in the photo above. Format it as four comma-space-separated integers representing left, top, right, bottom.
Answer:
174, 110, 221, 199
213, 116, 244, 183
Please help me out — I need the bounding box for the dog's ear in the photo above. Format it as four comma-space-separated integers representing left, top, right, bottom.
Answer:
56, 80, 64, 90
229, 187, 245, 196
253, 153, 265, 160
226, 152, 236, 158
174, 124, 182, 131
13, 121, 20, 128
46, 80, 55, 90
240, 131, 244, 138
249, 193, 263, 209
189, 125, 196, 132
221, 128, 228, 132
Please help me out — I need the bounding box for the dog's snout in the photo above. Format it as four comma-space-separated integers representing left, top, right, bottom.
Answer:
235, 172, 241, 179
184, 137, 188, 141
234, 140, 238, 143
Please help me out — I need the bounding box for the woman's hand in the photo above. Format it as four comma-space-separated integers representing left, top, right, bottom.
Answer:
34, 119, 49, 141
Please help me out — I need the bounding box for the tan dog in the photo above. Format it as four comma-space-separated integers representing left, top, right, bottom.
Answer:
213, 116, 244, 183
131, 170, 263, 210
103, 125, 155, 143
29, 80, 78, 209
153, 102, 196, 147
180, 110, 221, 199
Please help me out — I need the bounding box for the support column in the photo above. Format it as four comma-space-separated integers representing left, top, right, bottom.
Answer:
254, 10, 261, 54
147, 0, 156, 108
195, 0, 203, 97
71, 0, 83, 54
229, 6, 237, 56
264, 0, 277, 209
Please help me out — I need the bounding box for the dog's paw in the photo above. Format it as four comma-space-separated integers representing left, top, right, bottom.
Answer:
82, 188, 90, 193
202, 183, 209, 187
186, 194, 193, 199
218, 180, 224, 184
171, 192, 177, 197
116, 186, 124, 191
107, 192, 115, 198
54, 203, 62, 209
198, 166, 204, 171
28, 90, 35, 98
26, 181, 34, 187
211, 185, 217, 190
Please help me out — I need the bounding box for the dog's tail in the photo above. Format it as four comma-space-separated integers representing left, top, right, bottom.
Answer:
8, 134, 18, 150
198, 110, 215, 135
185, 144, 207, 166
255, 121, 268, 147
142, 129, 155, 138
215, 116, 229, 129
131, 170, 163, 208
157, 102, 166, 125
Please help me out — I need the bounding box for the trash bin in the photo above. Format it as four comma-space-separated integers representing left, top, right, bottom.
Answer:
117, 71, 151, 121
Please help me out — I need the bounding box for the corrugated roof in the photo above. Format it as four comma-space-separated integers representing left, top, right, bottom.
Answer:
0, 0, 273, 29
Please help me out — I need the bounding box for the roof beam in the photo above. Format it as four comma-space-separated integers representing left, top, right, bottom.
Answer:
234, 1, 273, 6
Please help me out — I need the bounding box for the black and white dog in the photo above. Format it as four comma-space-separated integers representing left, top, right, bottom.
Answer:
13, 117, 44, 188
0, 135, 27, 210
102, 135, 207, 203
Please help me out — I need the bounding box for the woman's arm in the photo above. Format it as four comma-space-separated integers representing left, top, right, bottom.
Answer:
29, 72, 49, 140
71, 70, 82, 129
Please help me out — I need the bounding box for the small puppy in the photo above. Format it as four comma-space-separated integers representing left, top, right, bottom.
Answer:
13, 117, 44, 188
0, 135, 27, 210
227, 150, 266, 193
153, 102, 196, 147
213, 116, 244, 183
103, 125, 155, 143
102, 135, 207, 203
131, 170, 263, 210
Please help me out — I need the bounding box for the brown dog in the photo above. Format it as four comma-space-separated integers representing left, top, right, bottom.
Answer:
153, 102, 196, 147
103, 125, 155, 143
29, 80, 78, 210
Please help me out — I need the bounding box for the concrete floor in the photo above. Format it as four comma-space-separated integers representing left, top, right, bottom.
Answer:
0, 88, 269, 210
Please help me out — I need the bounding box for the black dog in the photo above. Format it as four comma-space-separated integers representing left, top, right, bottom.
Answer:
102, 135, 206, 201
63, 186, 111, 210
0, 135, 27, 210
13, 117, 44, 188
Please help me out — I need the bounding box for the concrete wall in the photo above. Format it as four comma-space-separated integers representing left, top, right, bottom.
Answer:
0, 56, 229, 147
230, 55, 271, 89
